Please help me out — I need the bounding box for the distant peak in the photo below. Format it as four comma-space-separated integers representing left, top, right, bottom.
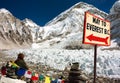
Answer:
74, 2, 89, 6
24, 18, 32, 22
72, 2, 94, 9
23, 18, 40, 27
110, 0, 120, 14
0, 8, 12, 14
23, 18, 37, 24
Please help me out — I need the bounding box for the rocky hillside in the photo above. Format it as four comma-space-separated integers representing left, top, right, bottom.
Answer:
0, 9, 37, 50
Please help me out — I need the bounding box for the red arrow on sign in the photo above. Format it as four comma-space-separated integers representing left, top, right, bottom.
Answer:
87, 34, 108, 44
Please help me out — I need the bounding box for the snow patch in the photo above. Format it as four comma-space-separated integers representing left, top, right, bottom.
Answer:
0, 76, 26, 83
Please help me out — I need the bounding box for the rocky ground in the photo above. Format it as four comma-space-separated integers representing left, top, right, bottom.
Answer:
0, 50, 120, 83
0, 50, 15, 67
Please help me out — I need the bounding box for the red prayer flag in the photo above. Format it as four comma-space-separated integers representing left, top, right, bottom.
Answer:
31, 73, 39, 81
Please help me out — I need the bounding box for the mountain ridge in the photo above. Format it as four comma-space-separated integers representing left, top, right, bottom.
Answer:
34, 2, 109, 49
46, 2, 108, 26
0, 8, 33, 49
0, 1, 120, 50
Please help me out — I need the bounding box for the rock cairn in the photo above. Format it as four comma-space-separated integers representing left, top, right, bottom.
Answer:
68, 62, 89, 83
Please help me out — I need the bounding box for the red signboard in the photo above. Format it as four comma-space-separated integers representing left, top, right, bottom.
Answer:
83, 12, 110, 46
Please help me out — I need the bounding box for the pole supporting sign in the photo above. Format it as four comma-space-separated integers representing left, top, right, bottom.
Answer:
83, 12, 110, 46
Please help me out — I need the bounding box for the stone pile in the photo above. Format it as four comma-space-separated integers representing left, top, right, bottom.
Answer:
68, 62, 89, 83
67, 62, 120, 83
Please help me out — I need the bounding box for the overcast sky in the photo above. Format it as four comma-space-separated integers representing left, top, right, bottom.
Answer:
0, 0, 116, 26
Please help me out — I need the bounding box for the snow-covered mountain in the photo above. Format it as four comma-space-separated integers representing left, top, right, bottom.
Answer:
1, 1, 119, 50
0, 8, 41, 50
35, 2, 108, 49
23, 18, 43, 42
107, 0, 120, 47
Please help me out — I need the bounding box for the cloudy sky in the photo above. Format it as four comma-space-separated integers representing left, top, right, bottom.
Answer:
0, 0, 116, 26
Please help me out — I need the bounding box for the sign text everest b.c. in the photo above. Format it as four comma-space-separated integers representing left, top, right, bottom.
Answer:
86, 17, 109, 35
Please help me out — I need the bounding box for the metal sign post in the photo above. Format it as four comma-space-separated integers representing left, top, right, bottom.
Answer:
93, 45, 97, 83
